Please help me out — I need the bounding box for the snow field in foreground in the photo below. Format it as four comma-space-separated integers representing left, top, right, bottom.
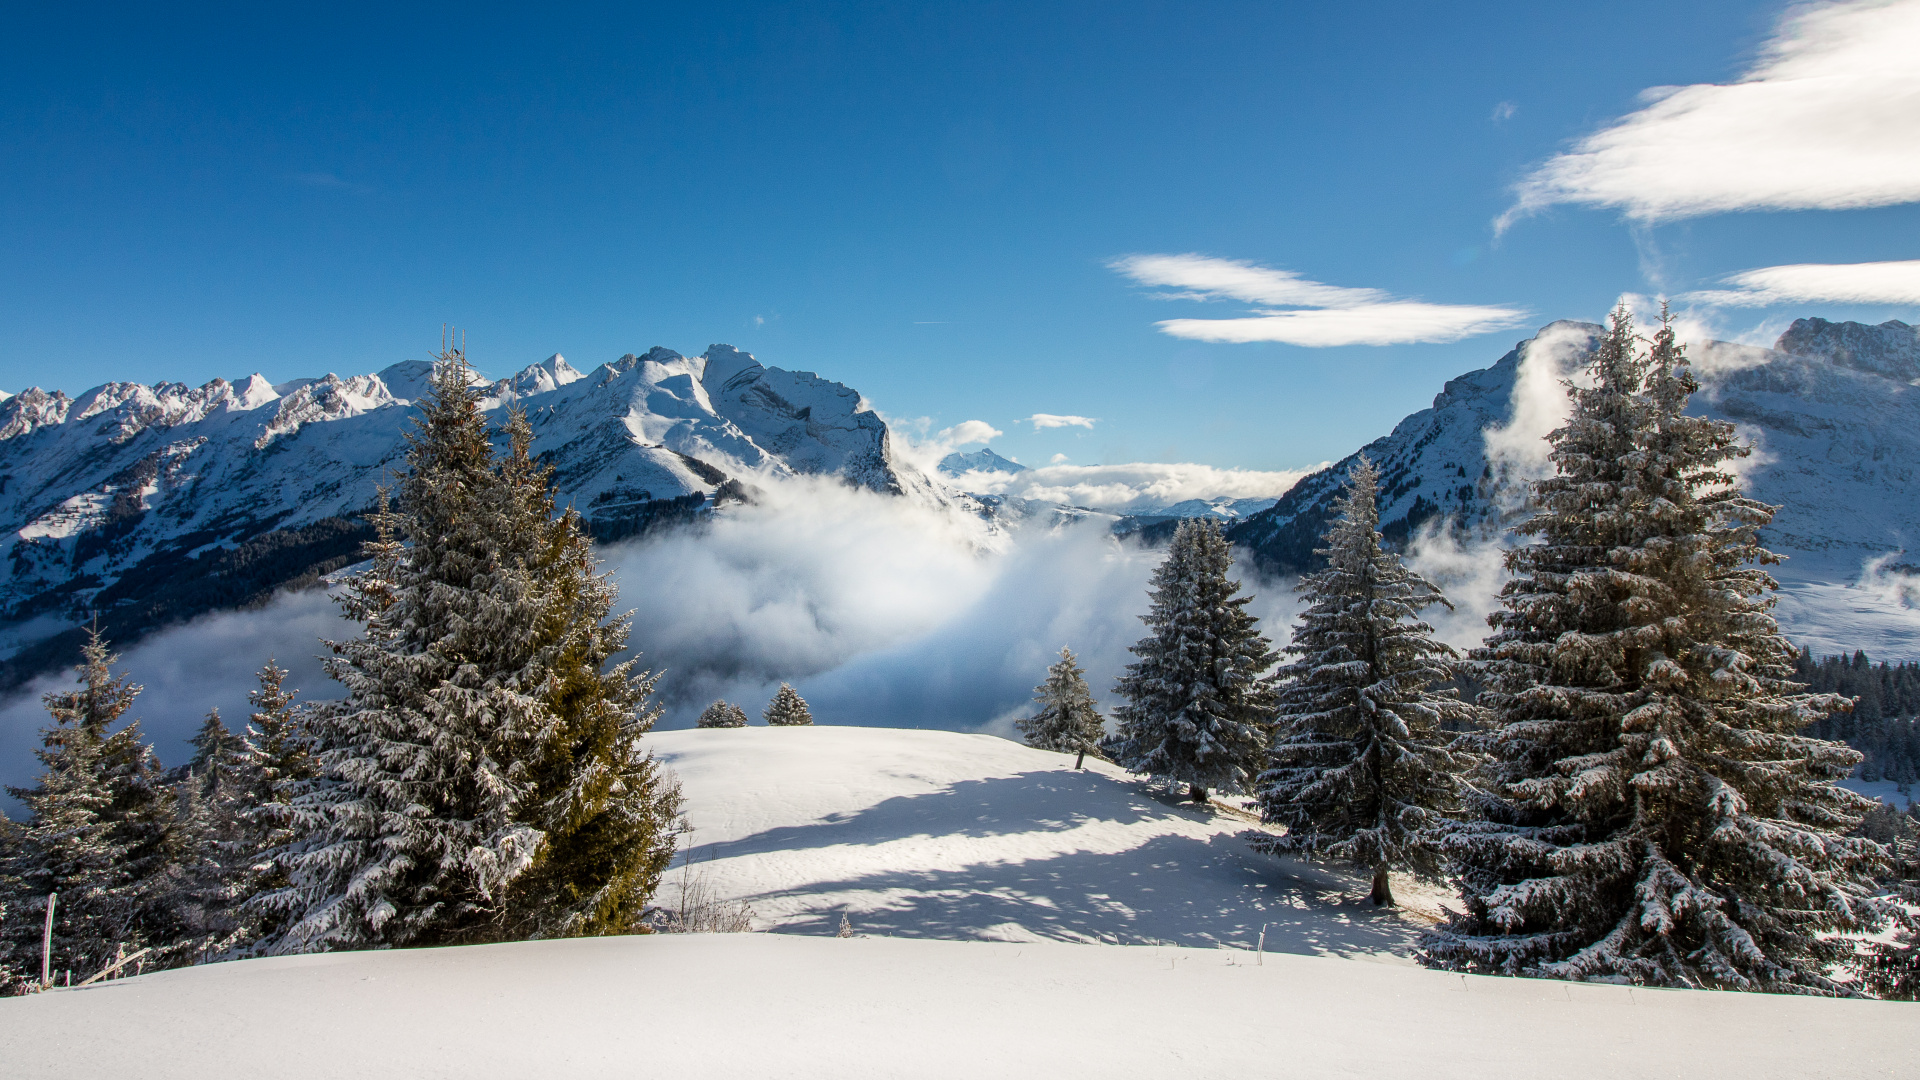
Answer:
3, 934, 1909, 1080
649, 725, 1448, 954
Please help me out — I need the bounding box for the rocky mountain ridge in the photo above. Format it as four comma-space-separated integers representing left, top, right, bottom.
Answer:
1228, 318, 1920, 589
0, 344, 929, 688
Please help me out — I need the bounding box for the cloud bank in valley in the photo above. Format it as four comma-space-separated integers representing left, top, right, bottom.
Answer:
1111, 253, 1529, 346
948, 460, 1318, 512
0, 475, 1311, 805
1502, 0, 1920, 228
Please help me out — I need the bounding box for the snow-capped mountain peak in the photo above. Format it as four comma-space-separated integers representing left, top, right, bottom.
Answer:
0, 344, 934, 688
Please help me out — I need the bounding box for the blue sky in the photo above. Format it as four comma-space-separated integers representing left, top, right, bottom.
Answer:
4, 0, 1918, 471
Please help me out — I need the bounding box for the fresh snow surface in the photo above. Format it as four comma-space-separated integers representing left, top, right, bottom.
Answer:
652, 726, 1434, 954
5, 726, 1910, 1079
5, 934, 1909, 1080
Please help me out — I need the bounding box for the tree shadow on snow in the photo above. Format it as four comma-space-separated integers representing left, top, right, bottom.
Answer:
681, 769, 1423, 959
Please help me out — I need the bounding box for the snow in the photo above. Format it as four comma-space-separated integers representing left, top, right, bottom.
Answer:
2, 725, 1910, 1079
656, 726, 1428, 952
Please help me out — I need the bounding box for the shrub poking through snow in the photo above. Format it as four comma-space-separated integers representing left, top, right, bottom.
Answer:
697, 701, 750, 728
1257, 457, 1480, 907
1108, 518, 1277, 803
1020, 647, 1106, 767
764, 684, 813, 727
1423, 307, 1897, 992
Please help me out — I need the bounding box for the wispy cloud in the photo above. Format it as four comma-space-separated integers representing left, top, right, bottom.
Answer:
1111, 253, 1528, 346
1491, 101, 1517, 123
1502, 0, 1920, 229
952, 460, 1315, 512
1022, 413, 1096, 430
1682, 260, 1920, 307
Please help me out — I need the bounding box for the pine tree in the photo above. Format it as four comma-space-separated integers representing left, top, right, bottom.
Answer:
490, 406, 683, 941
1258, 458, 1479, 906
263, 347, 681, 952
698, 701, 750, 728
0, 631, 182, 984
1019, 647, 1106, 767
764, 684, 813, 726
167, 709, 258, 958
1423, 307, 1894, 993
1108, 518, 1277, 803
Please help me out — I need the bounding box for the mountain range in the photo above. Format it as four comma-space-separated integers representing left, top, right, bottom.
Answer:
0, 345, 933, 688
3, 316, 1917, 690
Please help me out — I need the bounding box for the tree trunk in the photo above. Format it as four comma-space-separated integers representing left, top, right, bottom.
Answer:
1370, 863, 1395, 907
1189, 784, 1209, 804
1074, 748, 1087, 770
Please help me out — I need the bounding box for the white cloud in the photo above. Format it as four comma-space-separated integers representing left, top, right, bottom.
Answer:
1048, 453, 1070, 464
1682, 260, 1920, 307
1502, 0, 1920, 228
1111, 253, 1528, 347
1491, 101, 1517, 123
952, 461, 1315, 512
939, 419, 1003, 445
1023, 413, 1097, 430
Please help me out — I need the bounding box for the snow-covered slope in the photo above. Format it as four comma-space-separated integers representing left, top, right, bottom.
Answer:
936, 446, 1027, 476
2, 725, 1908, 1080
1229, 318, 1920, 657
652, 726, 1432, 952
0, 346, 931, 687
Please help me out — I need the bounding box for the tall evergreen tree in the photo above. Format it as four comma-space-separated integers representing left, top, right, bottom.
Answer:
263, 347, 681, 952
1019, 647, 1106, 767
698, 701, 750, 728
1258, 458, 1479, 906
0, 631, 182, 984
1424, 307, 1893, 993
764, 684, 813, 726
490, 407, 683, 941
1108, 518, 1277, 803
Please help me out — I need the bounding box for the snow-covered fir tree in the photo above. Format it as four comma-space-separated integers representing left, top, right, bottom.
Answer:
489, 406, 683, 941
698, 701, 750, 728
1258, 458, 1479, 906
1108, 518, 1277, 803
262, 348, 681, 952
0, 631, 184, 986
166, 710, 260, 958
229, 660, 314, 952
1424, 307, 1894, 993
1019, 647, 1105, 767
764, 684, 813, 726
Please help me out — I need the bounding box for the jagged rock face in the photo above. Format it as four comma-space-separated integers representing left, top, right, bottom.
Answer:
0, 344, 927, 688
1775, 318, 1920, 382
1229, 319, 1920, 580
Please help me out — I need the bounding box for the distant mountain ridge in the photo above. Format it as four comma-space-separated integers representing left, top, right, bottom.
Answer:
1228, 318, 1920, 592
0, 345, 930, 688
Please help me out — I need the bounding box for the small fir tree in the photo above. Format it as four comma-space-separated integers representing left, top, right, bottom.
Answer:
764, 684, 813, 727
1423, 307, 1893, 993
698, 701, 750, 728
1257, 458, 1479, 906
0, 631, 182, 984
167, 709, 259, 957
1108, 518, 1277, 803
1019, 647, 1106, 768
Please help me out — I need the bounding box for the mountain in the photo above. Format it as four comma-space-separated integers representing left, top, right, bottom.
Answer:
0, 345, 932, 689
937, 447, 1028, 477
1227, 318, 1920, 656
